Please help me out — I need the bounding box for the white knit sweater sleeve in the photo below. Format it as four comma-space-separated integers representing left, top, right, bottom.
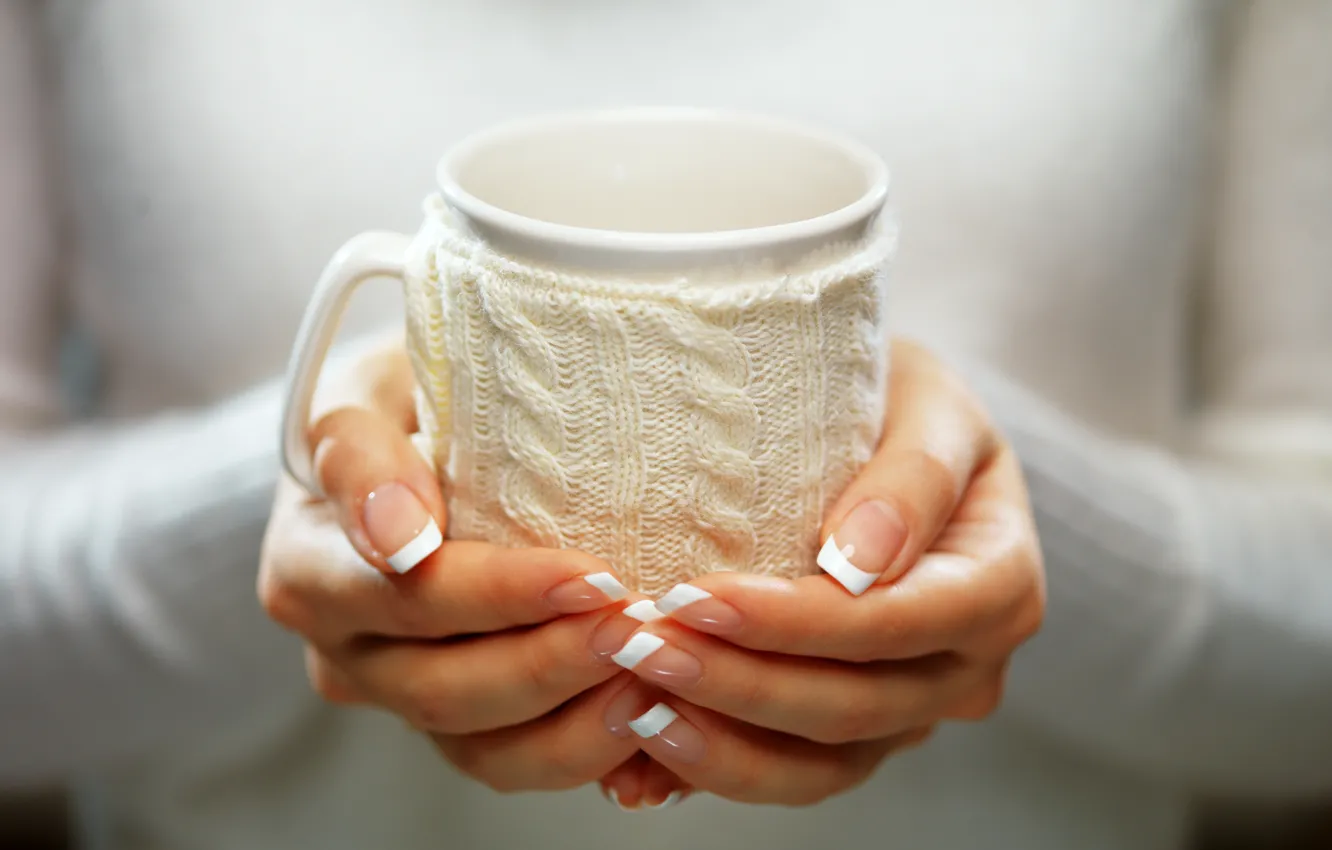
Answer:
988, 0, 1332, 797
0, 2, 302, 784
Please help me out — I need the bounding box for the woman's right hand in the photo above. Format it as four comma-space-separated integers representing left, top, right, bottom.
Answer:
257, 345, 649, 794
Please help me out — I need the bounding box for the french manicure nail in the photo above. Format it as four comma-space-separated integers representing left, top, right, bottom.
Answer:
612, 633, 665, 670
543, 572, 629, 614
634, 640, 703, 689
644, 790, 683, 810
585, 572, 630, 601
362, 483, 442, 574
623, 600, 665, 622
817, 499, 908, 595
604, 685, 656, 738
607, 787, 636, 812
630, 703, 707, 764
628, 702, 678, 737
589, 611, 645, 662
656, 584, 743, 634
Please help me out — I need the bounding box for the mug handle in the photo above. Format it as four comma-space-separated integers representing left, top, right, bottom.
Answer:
280, 231, 415, 498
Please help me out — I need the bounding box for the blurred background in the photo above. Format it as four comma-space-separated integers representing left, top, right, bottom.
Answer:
2, 791, 1332, 849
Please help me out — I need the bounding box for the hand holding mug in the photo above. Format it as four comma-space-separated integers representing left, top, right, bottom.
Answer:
259, 344, 650, 792
599, 340, 1045, 806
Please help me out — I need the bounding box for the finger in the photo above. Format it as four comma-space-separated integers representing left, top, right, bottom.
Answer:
654, 450, 1040, 661
608, 689, 914, 806
325, 605, 648, 734
261, 523, 634, 643
303, 644, 364, 705
598, 753, 693, 812
434, 676, 641, 793
610, 621, 985, 743
816, 338, 998, 594
308, 343, 419, 430
637, 758, 693, 810
310, 404, 446, 575
598, 752, 652, 811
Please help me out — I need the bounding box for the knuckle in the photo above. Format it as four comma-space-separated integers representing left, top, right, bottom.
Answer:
304, 649, 354, 704
518, 634, 558, 698
986, 544, 1046, 649
950, 673, 1006, 721
402, 672, 466, 734
1008, 590, 1045, 647
256, 567, 308, 633
730, 666, 773, 718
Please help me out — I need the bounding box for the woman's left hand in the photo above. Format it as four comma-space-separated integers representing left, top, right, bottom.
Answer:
599, 339, 1045, 807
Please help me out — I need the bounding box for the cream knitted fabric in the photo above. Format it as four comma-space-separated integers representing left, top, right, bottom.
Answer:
404, 196, 893, 594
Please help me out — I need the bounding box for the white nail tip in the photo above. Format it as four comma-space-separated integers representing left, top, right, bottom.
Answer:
628, 702, 679, 738
817, 535, 879, 596
612, 633, 666, 669
645, 790, 683, 810
655, 584, 711, 615
386, 520, 443, 574
623, 600, 665, 622
584, 572, 629, 601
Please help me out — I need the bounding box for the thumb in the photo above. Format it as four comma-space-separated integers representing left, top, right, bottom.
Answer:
817, 341, 996, 595
305, 350, 446, 576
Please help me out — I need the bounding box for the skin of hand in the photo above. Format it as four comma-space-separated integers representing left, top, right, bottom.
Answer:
595, 338, 1046, 807
258, 338, 1044, 809
258, 343, 653, 794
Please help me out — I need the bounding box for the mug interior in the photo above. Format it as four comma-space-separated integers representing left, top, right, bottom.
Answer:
447, 112, 876, 233
436, 110, 888, 270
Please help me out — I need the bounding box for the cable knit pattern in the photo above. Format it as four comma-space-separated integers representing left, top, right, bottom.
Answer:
479, 277, 570, 547
651, 308, 761, 575
408, 195, 893, 594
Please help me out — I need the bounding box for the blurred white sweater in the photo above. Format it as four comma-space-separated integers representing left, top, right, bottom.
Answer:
0, 1, 1330, 848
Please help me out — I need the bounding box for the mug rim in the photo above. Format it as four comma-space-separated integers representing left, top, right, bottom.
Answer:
435, 107, 889, 260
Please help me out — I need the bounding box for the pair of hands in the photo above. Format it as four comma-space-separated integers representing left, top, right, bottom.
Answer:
258, 339, 1045, 809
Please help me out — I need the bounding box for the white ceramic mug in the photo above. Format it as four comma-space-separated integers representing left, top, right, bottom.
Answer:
281, 108, 894, 594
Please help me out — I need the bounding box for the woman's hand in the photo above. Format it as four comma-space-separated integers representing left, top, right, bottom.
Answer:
257, 344, 649, 793
601, 339, 1045, 806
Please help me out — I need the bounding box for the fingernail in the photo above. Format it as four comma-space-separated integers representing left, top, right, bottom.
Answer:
628, 702, 678, 737
623, 600, 665, 622
362, 483, 442, 574
633, 640, 703, 689
606, 788, 636, 812
612, 633, 665, 670
817, 499, 908, 595
543, 572, 629, 614
631, 703, 706, 764
656, 585, 743, 634
589, 612, 645, 662
604, 686, 656, 738
644, 790, 683, 810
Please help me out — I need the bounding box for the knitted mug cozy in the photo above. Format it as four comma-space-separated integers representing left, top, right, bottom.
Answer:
403, 195, 893, 595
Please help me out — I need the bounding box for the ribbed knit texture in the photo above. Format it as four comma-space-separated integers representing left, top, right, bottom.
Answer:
404, 197, 894, 594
